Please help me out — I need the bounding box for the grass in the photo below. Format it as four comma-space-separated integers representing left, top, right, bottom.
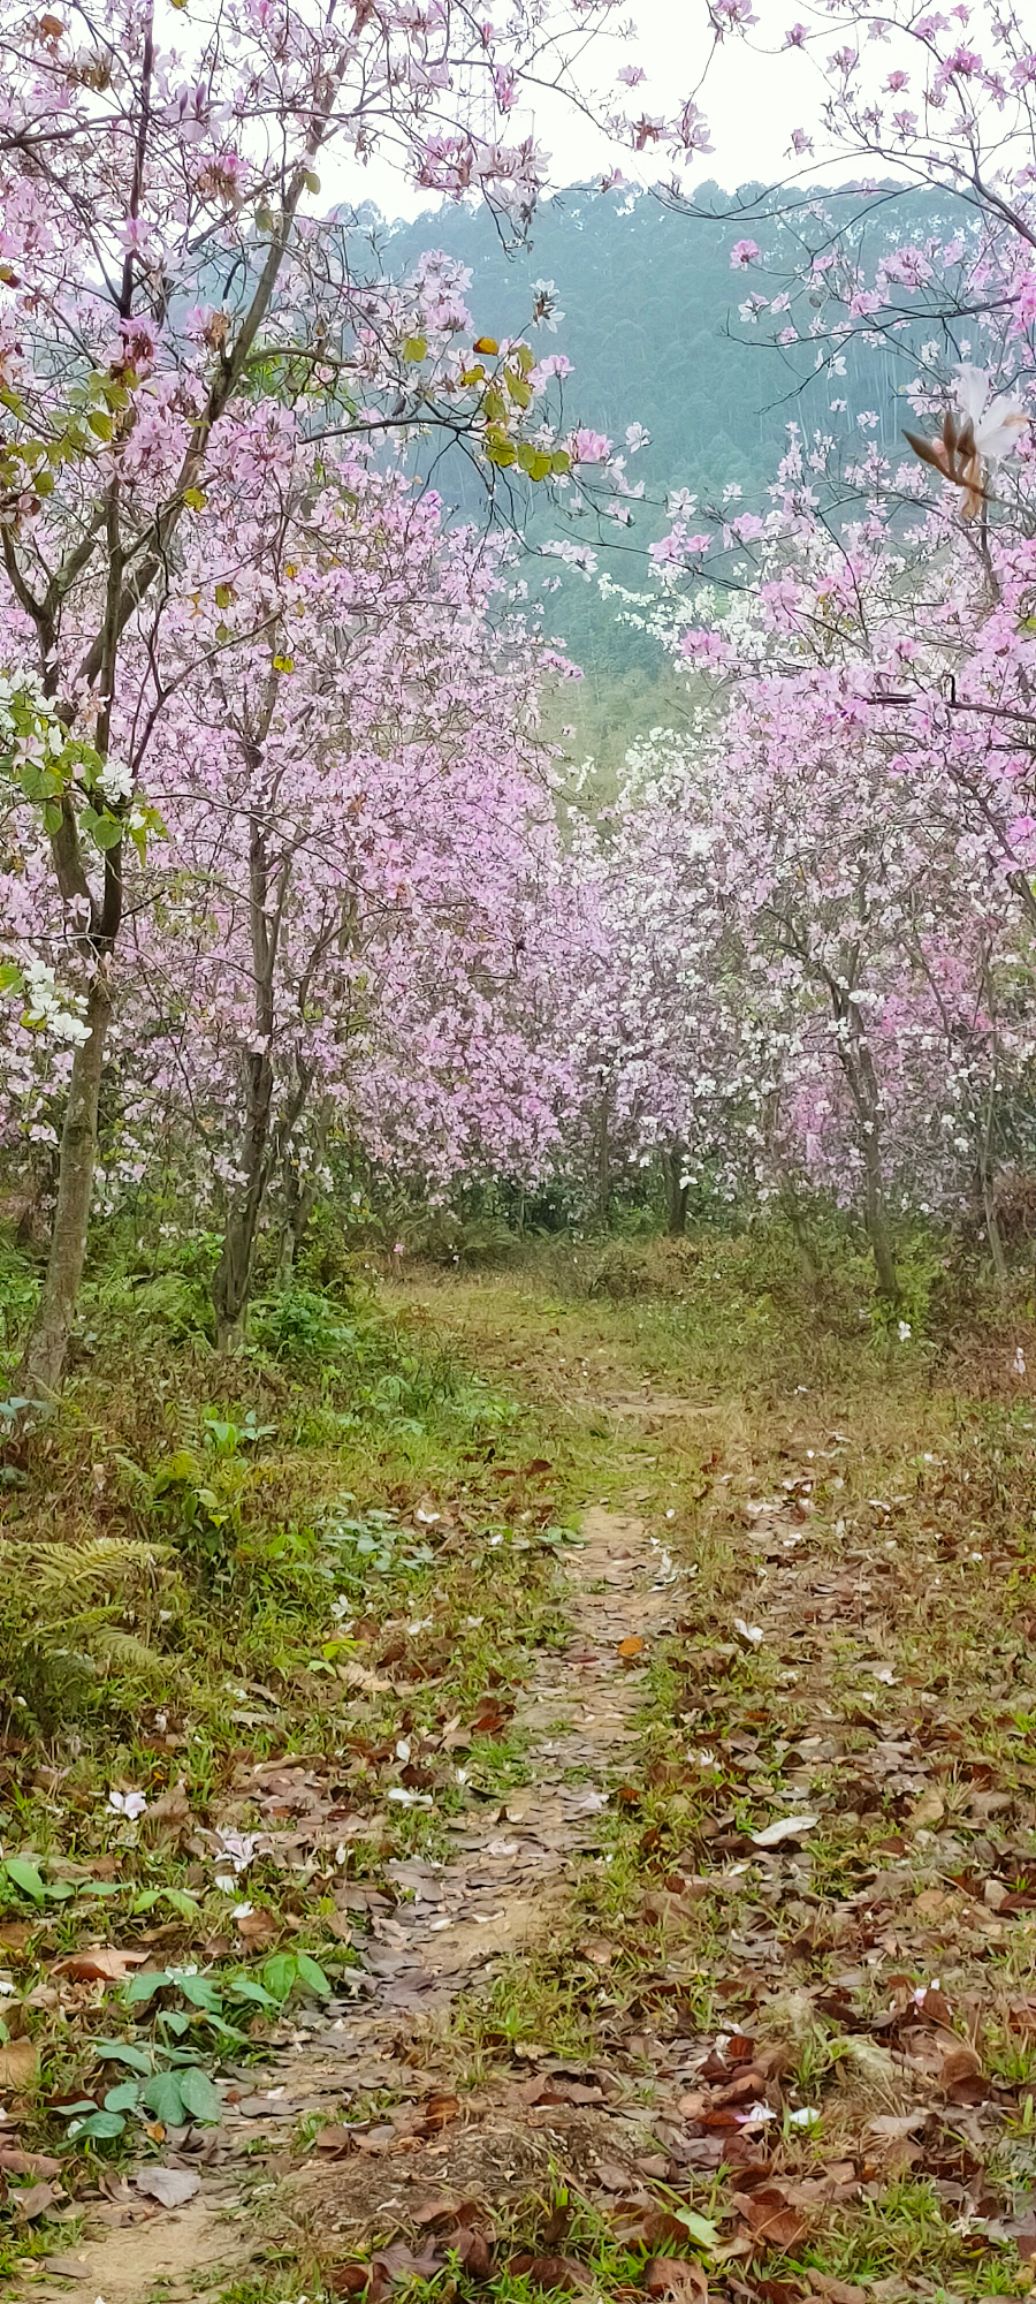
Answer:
5, 1221, 1036, 2299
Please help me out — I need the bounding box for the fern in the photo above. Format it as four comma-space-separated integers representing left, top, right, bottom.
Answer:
29, 1533, 168, 1601
0, 1532, 173, 1729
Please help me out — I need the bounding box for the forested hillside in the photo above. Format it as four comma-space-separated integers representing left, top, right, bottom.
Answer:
377, 181, 962, 683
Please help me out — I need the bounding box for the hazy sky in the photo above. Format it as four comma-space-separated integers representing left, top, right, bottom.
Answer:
327, 1, 828, 223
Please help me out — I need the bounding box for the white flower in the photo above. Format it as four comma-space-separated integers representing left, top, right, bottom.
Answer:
955, 363, 1027, 460
788, 2106, 820, 2128
734, 1618, 764, 1648
108, 1788, 148, 1820
1013, 1346, 1026, 1377
530, 278, 564, 332
897, 1320, 912, 1342
387, 1787, 433, 1808
213, 1828, 257, 1874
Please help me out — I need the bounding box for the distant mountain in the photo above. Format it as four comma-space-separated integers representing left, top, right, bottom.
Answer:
335, 181, 968, 693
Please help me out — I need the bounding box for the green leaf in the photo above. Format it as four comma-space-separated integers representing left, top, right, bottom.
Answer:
180, 1975, 220, 2011
227, 1975, 276, 2008
177, 2065, 222, 2124
674, 2209, 720, 2250
272, 653, 294, 675
4, 1857, 46, 1904
95, 2039, 152, 2074
42, 1877, 76, 1902
142, 2070, 186, 2125
81, 808, 123, 851
402, 335, 427, 364
550, 449, 572, 475
517, 442, 553, 483
76, 2109, 126, 2140
0, 962, 24, 996
296, 1953, 331, 1999
214, 582, 234, 610
87, 408, 113, 441
183, 486, 207, 512
158, 2010, 191, 2038
159, 1889, 200, 1920
260, 1951, 298, 2002
103, 2081, 141, 2114
483, 429, 517, 470
125, 1970, 169, 2005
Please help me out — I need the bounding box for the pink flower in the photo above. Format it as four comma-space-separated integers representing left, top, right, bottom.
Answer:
569, 428, 612, 465
730, 238, 761, 269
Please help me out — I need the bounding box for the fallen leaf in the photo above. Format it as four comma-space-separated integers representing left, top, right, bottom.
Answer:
417, 2092, 461, 2135
867, 2112, 928, 2143
643, 2259, 709, 2303
909, 1786, 946, 1831
940, 2041, 988, 2103
736, 2184, 809, 2250
14, 2179, 59, 2221
234, 1908, 279, 1948
0, 2148, 61, 2177
508, 2255, 590, 2291
456, 2227, 494, 2280
617, 1636, 646, 1660
0, 2037, 38, 2090
133, 2166, 201, 2208
54, 1948, 149, 1983
750, 1815, 819, 1850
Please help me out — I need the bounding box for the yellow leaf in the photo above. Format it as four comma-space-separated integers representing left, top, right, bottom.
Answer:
473, 335, 499, 356
0, 2037, 39, 2091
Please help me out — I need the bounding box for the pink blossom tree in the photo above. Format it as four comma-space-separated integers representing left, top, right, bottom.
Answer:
0, 0, 726, 1393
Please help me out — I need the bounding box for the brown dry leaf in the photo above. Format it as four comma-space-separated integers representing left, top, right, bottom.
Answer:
0, 2148, 61, 2177
0, 2036, 39, 2090
314, 2126, 354, 2158
234, 1908, 280, 1948
508, 2254, 590, 2292
329, 2268, 369, 2296
736, 2184, 809, 2251
13, 2179, 60, 2221
808, 2279, 870, 2304
411, 2196, 465, 2227
455, 2227, 494, 2280
418, 2092, 461, 2135
618, 1636, 646, 1660
867, 2112, 927, 2144
643, 2258, 709, 2303
940, 2041, 988, 2104
53, 1947, 149, 1983
134, 2166, 201, 2208
614, 2204, 699, 2252
0, 1923, 33, 1955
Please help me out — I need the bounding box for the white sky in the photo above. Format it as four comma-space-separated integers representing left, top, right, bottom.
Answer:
325, 0, 831, 224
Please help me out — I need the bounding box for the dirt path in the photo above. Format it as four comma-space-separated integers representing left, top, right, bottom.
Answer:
23, 1276, 1036, 2304
21, 1501, 680, 2304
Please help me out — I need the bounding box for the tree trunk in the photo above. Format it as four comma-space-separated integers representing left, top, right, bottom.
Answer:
860, 1118, 900, 1306
595, 1090, 612, 1227
661, 1145, 689, 1236
19, 974, 112, 1400
778, 1179, 819, 1283
980, 1162, 1009, 1297
277, 1165, 318, 1285
836, 997, 900, 1308
212, 1045, 274, 1351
